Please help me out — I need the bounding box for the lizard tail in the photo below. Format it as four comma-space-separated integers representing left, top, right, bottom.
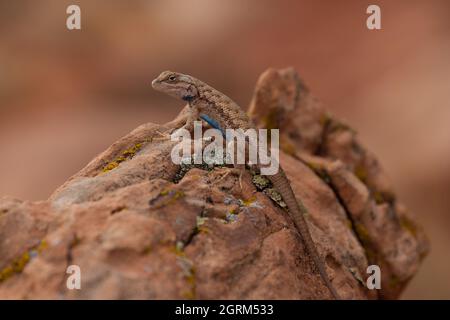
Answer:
268, 169, 341, 300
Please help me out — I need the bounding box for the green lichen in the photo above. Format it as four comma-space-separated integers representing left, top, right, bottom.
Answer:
160, 189, 170, 196
263, 188, 287, 209
348, 267, 365, 286
196, 216, 207, 227
171, 245, 196, 299
102, 142, 143, 173
181, 262, 196, 300
183, 267, 196, 299
196, 216, 209, 233
252, 174, 271, 190
175, 241, 185, 254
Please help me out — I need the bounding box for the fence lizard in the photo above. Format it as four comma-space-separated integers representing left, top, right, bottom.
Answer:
152, 71, 341, 299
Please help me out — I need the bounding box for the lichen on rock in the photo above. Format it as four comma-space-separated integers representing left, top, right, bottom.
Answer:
0, 68, 428, 299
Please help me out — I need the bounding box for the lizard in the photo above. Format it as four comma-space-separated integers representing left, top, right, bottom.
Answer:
151, 70, 341, 300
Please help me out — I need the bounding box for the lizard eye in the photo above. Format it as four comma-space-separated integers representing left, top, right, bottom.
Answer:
168, 75, 177, 82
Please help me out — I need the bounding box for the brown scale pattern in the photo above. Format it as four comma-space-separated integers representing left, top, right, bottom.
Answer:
182, 75, 341, 299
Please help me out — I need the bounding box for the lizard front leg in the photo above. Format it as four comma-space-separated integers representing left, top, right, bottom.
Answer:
226, 136, 254, 191
155, 106, 199, 140
175, 105, 199, 135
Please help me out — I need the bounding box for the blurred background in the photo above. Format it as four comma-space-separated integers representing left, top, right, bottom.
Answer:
0, 0, 449, 299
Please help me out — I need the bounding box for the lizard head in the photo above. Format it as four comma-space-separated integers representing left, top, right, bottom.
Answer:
152, 71, 198, 101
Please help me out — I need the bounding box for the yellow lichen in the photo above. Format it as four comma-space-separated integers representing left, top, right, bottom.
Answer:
373, 191, 396, 205
0, 267, 14, 282
346, 219, 353, 230
181, 265, 196, 300
373, 191, 385, 204
150, 189, 185, 209
170, 244, 197, 299
364, 246, 378, 263
304, 161, 320, 172
328, 119, 355, 134
0, 241, 47, 282
197, 226, 209, 234
103, 162, 119, 172
388, 275, 401, 289
102, 142, 144, 173
37, 240, 48, 253
354, 222, 372, 246
353, 223, 380, 263
241, 196, 257, 207
280, 141, 296, 157
354, 165, 368, 184
142, 245, 152, 255
303, 161, 331, 183
399, 216, 418, 238
319, 112, 332, 127
263, 108, 279, 130
12, 252, 30, 273
348, 267, 365, 286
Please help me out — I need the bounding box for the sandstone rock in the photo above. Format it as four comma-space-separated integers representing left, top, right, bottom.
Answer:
0, 68, 428, 299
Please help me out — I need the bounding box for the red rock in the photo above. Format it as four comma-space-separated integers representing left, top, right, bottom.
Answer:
0, 68, 428, 299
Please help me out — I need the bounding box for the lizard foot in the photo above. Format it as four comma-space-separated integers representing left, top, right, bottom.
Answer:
230, 166, 246, 191
153, 129, 172, 141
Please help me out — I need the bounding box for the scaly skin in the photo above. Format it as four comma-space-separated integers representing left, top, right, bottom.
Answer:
152, 71, 340, 299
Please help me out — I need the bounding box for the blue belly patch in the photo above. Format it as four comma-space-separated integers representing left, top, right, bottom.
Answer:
200, 114, 225, 136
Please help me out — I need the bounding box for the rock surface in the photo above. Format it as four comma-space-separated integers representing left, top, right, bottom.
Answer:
0, 68, 428, 299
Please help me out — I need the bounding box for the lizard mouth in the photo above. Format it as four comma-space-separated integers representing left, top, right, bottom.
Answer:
151, 79, 165, 92
151, 79, 159, 88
